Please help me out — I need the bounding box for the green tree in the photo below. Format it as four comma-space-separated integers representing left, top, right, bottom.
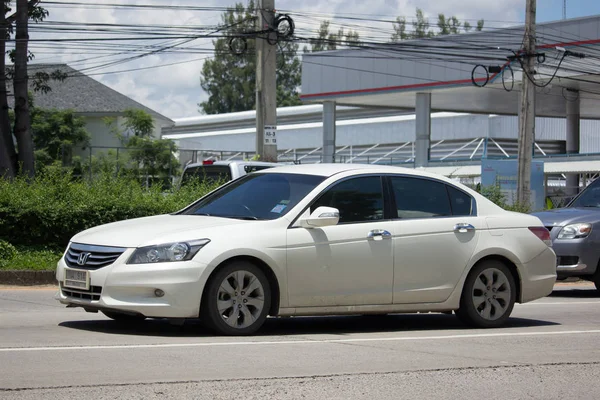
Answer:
304, 20, 361, 52
0, 1, 65, 179
391, 16, 409, 42
391, 9, 485, 42
413, 8, 434, 38
106, 108, 179, 186
199, 1, 301, 114
30, 107, 90, 168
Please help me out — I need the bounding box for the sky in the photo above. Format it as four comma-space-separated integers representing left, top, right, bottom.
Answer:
22, 0, 600, 121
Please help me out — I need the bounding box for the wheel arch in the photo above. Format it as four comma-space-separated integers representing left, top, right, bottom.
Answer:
201, 255, 281, 317
468, 254, 522, 303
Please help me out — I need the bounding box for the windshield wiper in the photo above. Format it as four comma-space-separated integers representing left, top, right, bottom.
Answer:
221, 215, 260, 220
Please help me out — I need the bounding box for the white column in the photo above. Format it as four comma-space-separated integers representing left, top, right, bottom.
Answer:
322, 101, 336, 163
566, 95, 580, 195
415, 93, 431, 167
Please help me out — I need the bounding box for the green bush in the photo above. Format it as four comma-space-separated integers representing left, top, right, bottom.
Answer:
0, 240, 18, 266
479, 184, 531, 213
0, 169, 219, 249
0, 246, 63, 271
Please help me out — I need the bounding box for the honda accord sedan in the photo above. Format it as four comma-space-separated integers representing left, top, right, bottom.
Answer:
56, 164, 556, 335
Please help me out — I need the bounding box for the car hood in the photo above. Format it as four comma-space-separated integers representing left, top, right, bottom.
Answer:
71, 214, 252, 248
531, 207, 600, 227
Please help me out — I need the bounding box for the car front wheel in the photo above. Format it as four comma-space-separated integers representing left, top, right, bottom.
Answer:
202, 261, 271, 335
456, 260, 516, 328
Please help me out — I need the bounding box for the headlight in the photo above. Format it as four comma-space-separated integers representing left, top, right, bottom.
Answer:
557, 223, 592, 239
127, 239, 210, 264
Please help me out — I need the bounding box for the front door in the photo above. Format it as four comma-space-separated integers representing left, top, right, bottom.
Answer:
286, 176, 394, 307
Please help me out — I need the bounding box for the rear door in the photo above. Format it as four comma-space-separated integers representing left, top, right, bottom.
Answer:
389, 176, 482, 304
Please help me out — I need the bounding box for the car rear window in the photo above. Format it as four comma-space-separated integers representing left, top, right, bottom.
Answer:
181, 165, 232, 185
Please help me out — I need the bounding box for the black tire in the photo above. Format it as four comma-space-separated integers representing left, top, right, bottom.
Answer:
201, 261, 271, 336
456, 260, 516, 328
102, 310, 146, 322
594, 277, 600, 294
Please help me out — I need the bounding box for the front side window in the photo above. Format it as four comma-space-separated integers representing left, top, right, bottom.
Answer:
391, 177, 452, 219
311, 176, 384, 224
182, 173, 325, 220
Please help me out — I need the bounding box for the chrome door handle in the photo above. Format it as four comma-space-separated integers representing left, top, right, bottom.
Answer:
454, 223, 475, 233
368, 229, 392, 240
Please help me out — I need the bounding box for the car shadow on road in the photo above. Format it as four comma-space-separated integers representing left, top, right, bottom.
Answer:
549, 287, 599, 298
58, 312, 559, 338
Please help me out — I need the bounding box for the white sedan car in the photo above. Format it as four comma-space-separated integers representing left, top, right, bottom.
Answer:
56, 164, 556, 335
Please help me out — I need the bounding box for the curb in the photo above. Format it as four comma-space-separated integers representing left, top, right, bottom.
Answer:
0, 270, 57, 286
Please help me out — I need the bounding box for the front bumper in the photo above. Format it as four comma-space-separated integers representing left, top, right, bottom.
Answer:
551, 238, 599, 278
55, 249, 210, 319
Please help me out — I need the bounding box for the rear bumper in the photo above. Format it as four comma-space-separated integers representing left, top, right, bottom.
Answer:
520, 246, 557, 303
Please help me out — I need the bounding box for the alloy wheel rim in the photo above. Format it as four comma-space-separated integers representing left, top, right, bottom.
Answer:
216, 270, 265, 329
471, 268, 511, 321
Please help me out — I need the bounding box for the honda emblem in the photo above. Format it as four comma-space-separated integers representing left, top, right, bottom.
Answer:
77, 252, 91, 266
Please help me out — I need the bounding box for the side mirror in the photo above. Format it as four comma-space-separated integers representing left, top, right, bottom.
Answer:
300, 206, 340, 228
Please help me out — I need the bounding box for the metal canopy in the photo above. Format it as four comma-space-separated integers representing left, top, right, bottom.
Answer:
300, 15, 600, 119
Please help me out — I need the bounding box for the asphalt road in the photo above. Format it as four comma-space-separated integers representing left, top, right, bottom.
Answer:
1, 284, 599, 399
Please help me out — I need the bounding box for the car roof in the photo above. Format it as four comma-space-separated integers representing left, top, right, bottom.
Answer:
261, 163, 448, 180
184, 160, 278, 169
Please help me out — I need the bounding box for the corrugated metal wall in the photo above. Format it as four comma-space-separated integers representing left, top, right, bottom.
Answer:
175, 113, 600, 154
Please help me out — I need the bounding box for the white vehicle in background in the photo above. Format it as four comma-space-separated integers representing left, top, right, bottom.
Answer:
180, 160, 279, 186
56, 164, 557, 335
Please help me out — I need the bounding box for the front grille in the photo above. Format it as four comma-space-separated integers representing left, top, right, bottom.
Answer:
65, 243, 126, 270
557, 256, 579, 266
61, 285, 102, 301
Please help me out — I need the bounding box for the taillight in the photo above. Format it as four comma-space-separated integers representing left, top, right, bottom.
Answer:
202, 160, 214, 165
529, 227, 552, 247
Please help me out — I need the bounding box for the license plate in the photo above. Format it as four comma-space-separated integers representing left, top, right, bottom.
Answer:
64, 269, 90, 290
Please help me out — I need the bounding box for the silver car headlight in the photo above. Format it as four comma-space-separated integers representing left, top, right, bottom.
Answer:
557, 223, 592, 240
127, 239, 210, 264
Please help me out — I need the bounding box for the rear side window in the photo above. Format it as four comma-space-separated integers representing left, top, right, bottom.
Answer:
447, 186, 473, 216
181, 166, 232, 185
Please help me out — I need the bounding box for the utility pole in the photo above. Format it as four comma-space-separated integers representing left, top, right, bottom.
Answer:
517, 0, 536, 207
255, 0, 278, 162
563, 0, 566, 19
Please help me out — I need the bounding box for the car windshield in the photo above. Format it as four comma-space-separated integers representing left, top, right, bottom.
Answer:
181, 173, 325, 220
570, 179, 600, 208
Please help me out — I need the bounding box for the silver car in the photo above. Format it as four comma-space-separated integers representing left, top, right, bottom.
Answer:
533, 178, 600, 292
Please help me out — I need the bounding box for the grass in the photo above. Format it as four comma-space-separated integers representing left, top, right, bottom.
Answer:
0, 246, 63, 271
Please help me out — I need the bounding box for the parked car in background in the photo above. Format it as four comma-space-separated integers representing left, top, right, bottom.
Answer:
56, 164, 556, 335
533, 178, 600, 292
180, 160, 279, 186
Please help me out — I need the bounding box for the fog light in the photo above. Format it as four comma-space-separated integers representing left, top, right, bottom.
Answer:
154, 289, 165, 297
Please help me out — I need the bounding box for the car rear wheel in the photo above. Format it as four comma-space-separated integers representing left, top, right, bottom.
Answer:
456, 260, 516, 328
202, 261, 271, 335
102, 310, 146, 322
